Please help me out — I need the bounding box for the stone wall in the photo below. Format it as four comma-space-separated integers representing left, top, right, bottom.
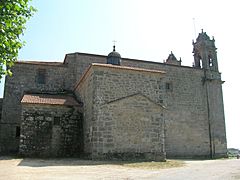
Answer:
0, 63, 68, 153
1, 52, 227, 158
65, 53, 105, 84
121, 60, 227, 158
74, 67, 94, 154
75, 64, 166, 161
96, 94, 165, 161
204, 70, 227, 158
19, 104, 83, 157
88, 62, 211, 158
71, 54, 226, 158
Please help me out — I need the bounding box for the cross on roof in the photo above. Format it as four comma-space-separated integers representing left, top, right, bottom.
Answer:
112, 40, 117, 51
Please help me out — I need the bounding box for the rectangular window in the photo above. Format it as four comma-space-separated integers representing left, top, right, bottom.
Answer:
166, 82, 173, 92
36, 69, 46, 84
53, 117, 60, 126
158, 84, 162, 89
16, 126, 20, 138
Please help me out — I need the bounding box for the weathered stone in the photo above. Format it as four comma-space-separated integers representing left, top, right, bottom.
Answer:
19, 104, 83, 157
0, 31, 227, 160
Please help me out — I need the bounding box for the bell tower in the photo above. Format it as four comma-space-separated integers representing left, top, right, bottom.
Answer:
193, 29, 218, 71
192, 30, 227, 158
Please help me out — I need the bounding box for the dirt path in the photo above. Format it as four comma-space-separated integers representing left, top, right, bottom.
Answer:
0, 157, 239, 180
148, 159, 240, 180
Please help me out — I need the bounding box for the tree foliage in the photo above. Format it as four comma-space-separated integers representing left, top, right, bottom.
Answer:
0, 0, 36, 79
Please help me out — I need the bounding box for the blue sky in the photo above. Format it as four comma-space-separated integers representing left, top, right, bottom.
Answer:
1, 0, 239, 149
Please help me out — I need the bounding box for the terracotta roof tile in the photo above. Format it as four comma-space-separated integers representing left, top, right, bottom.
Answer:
21, 94, 80, 106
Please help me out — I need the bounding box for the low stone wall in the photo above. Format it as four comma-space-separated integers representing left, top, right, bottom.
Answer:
19, 104, 83, 157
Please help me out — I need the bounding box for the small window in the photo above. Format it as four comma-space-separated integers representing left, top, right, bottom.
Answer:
36, 69, 46, 84
166, 82, 173, 92
53, 117, 60, 126
166, 83, 170, 90
209, 58, 213, 67
16, 126, 20, 138
158, 84, 162, 89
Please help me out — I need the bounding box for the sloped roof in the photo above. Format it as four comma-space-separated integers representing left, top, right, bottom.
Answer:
16, 61, 65, 67
74, 63, 166, 90
91, 63, 166, 74
21, 94, 80, 106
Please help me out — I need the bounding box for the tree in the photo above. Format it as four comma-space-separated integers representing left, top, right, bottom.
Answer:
0, 0, 36, 79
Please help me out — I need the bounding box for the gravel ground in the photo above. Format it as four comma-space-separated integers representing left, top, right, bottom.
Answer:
0, 157, 240, 180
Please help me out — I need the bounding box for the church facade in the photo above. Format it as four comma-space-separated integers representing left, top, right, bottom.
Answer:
0, 31, 227, 160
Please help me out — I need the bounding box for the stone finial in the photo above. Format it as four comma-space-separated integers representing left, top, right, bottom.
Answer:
165, 51, 181, 66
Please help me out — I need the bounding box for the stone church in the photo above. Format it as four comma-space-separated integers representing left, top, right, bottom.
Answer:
0, 31, 227, 160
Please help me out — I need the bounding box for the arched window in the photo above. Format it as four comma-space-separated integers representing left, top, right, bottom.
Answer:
208, 55, 213, 67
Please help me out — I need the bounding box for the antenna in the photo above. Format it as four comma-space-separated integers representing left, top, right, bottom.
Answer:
193, 18, 197, 39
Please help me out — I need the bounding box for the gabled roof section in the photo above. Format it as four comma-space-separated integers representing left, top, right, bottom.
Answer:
21, 93, 81, 106
102, 93, 166, 109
